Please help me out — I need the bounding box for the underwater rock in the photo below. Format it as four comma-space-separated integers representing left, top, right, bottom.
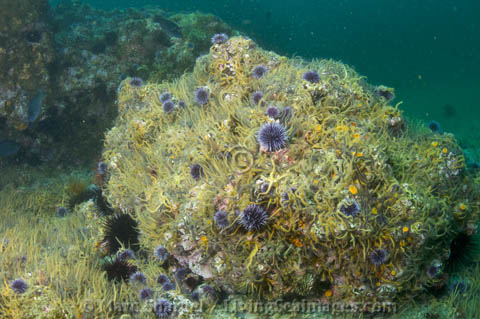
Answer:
0, 0, 54, 166
1, 1, 235, 166
102, 37, 480, 306
0, 140, 20, 157
0, 0, 53, 132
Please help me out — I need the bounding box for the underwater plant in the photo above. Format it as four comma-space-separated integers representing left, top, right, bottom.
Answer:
448, 280, 467, 295
279, 106, 293, 124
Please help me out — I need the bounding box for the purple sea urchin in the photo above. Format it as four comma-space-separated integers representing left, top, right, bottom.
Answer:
449, 280, 467, 294
239, 204, 268, 231
154, 246, 169, 262
139, 287, 154, 300
162, 100, 175, 113
214, 210, 229, 229
154, 298, 173, 318
202, 285, 215, 298
162, 281, 175, 291
281, 187, 297, 207
302, 70, 320, 83
56, 206, 68, 217
251, 91, 264, 105
252, 65, 268, 79
118, 249, 135, 261
175, 268, 190, 282
428, 121, 442, 133
159, 91, 171, 103
130, 77, 144, 87
369, 249, 387, 266
190, 164, 204, 180
427, 265, 440, 278
191, 291, 200, 301
194, 87, 209, 105
257, 122, 287, 152
130, 271, 147, 284
211, 33, 228, 44
10, 278, 28, 294
260, 183, 270, 193
97, 161, 107, 175
157, 274, 169, 284
266, 106, 279, 119
375, 86, 395, 101
339, 200, 361, 217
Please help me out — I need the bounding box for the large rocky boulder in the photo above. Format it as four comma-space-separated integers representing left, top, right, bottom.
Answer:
102, 36, 480, 306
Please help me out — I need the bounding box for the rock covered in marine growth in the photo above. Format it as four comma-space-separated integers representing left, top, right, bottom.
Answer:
0, 0, 53, 133
0, 0, 234, 165
102, 36, 480, 306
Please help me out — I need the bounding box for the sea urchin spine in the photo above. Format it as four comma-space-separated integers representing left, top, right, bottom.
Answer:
239, 204, 269, 231
257, 122, 288, 152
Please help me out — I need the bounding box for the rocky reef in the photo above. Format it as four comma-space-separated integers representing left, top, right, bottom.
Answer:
0, 0, 233, 165
101, 35, 480, 310
0, 0, 54, 139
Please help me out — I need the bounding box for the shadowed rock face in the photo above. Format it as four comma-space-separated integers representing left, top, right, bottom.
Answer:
0, 0, 53, 133
0, 1, 234, 166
